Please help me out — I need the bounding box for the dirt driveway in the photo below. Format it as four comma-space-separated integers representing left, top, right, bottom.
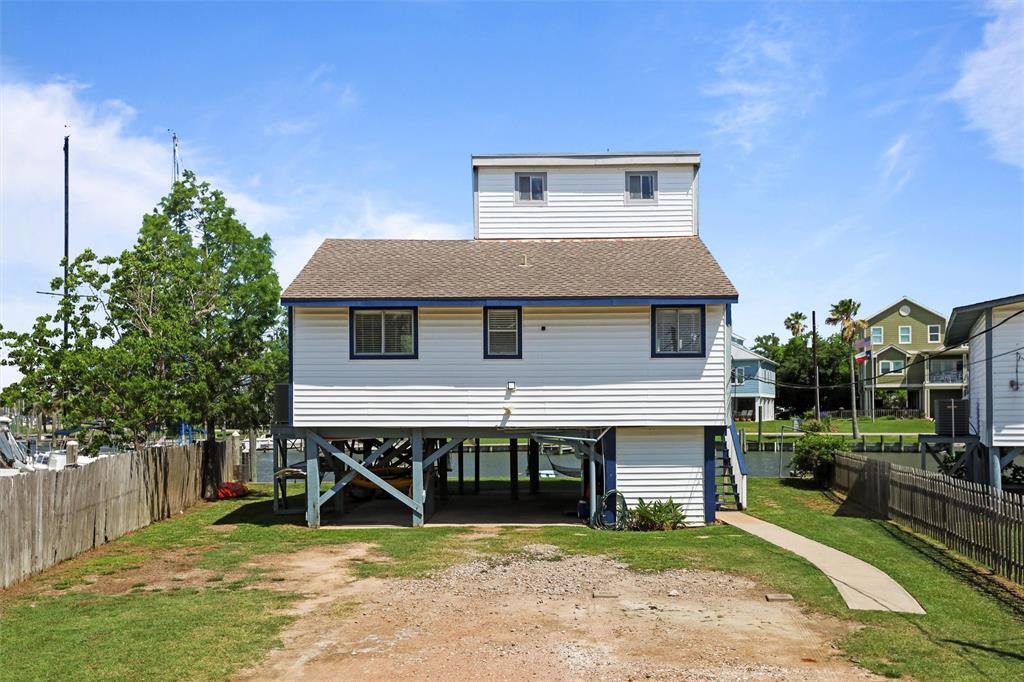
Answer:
236, 541, 879, 681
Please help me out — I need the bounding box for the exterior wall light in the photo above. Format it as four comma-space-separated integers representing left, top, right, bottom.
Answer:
507, 380, 517, 392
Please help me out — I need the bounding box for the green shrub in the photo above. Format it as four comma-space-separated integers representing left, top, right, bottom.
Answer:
799, 418, 836, 433
629, 498, 686, 531
791, 433, 846, 486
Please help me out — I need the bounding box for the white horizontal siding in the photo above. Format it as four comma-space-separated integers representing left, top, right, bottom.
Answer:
476, 166, 695, 239
615, 426, 705, 523
991, 303, 1024, 447
292, 305, 728, 428
969, 316, 988, 442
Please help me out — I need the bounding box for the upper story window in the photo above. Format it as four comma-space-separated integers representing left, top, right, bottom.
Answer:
652, 305, 704, 357
879, 359, 905, 375
351, 308, 417, 359
731, 367, 746, 385
625, 171, 658, 203
484, 307, 522, 359
514, 172, 547, 204
928, 324, 941, 343
870, 326, 884, 345
898, 326, 912, 344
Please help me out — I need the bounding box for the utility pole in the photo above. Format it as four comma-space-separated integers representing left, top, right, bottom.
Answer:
63, 134, 70, 346
811, 311, 821, 420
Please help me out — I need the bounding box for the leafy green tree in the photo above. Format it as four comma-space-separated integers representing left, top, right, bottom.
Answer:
826, 298, 868, 438
752, 333, 782, 363
1, 172, 284, 450
783, 311, 807, 337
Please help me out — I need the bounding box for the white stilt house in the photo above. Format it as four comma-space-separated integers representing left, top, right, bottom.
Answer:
278, 152, 745, 527
945, 293, 1024, 491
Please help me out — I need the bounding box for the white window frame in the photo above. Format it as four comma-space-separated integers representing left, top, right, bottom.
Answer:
928, 324, 941, 343
514, 172, 547, 205
732, 367, 746, 385
870, 326, 883, 345
898, 325, 912, 344
625, 171, 658, 204
880, 359, 905, 375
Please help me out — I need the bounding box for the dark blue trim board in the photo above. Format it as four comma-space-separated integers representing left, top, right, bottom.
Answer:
287, 307, 294, 425
601, 428, 617, 524
703, 427, 722, 524
283, 296, 737, 308
651, 304, 708, 358
483, 306, 523, 359
726, 303, 732, 326
348, 307, 419, 360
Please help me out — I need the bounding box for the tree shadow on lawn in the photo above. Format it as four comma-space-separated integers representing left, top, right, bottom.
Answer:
777, 477, 887, 519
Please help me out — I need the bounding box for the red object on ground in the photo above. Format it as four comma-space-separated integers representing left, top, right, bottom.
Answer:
216, 481, 250, 499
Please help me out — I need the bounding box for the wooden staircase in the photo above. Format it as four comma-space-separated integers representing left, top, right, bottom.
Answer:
715, 447, 742, 511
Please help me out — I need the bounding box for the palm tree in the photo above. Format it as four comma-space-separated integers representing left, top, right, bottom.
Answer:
826, 299, 868, 438
784, 311, 807, 337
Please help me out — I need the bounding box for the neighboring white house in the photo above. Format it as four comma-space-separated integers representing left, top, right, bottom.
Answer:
945, 293, 1024, 489
280, 152, 743, 527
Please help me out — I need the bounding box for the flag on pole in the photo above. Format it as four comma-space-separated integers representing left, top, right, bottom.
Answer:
855, 350, 871, 364
855, 337, 871, 349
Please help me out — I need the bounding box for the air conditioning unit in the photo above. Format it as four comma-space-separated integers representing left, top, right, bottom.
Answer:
273, 383, 290, 425
934, 399, 970, 437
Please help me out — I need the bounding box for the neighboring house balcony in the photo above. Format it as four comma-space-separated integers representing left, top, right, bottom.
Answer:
928, 370, 965, 384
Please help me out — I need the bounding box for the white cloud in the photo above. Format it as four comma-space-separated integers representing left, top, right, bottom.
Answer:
950, 0, 1024, 168
0, 79, 462, 388
704, 17, 824, 151
880, 134, 914, 195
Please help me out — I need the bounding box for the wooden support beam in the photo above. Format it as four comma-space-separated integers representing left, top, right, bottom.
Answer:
423, 437, 465, 469
306, 431, 420, 515
474, 438, 481, 494
318, 438, 401, 505
305, 435, 320, 529
510, 438, 519, 501
528, 438, 540, 494
458, 441, 465, 495
440, 441, 449, 503
412, 429, 425, 526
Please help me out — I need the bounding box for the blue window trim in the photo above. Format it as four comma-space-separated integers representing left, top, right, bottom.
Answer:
282, 295, 737, 308
483, 306, 523, 359
348, 307, 419, 360
650, 304, 707, 358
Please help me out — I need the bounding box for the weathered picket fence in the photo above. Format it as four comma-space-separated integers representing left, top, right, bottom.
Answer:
1, 443, 231, 589
833, 453, 1024, 585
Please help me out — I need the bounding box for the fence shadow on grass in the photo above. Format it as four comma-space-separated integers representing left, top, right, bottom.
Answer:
875, 518, 1024, 622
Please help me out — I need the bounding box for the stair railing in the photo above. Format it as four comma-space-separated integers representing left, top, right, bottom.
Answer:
727, 422, 748, 509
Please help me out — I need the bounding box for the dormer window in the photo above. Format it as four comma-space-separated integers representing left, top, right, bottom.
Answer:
515, 172, 547, 204
625, 171, 657, 203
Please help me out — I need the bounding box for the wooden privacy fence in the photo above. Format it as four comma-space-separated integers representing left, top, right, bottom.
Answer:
833, 453, 1024, 585
1, 442, 232, 589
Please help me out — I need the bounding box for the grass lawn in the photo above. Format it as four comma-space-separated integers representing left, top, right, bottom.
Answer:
2, 479, 1021, 681
741, 417, 934, 434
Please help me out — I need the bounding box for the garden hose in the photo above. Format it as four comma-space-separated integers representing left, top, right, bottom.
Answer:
590, 488, 630, 530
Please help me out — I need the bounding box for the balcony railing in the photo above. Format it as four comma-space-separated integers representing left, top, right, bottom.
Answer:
928, 370, 964, 383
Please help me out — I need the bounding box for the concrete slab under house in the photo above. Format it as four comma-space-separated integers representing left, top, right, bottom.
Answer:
272, 152, 748, 528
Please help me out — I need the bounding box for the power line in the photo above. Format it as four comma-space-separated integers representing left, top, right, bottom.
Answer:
737, 310, 1024, 392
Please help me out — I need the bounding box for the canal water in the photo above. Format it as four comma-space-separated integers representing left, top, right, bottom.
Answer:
254, 448, 539, 484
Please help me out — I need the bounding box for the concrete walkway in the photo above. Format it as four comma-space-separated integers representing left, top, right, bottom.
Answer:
718, 511, 926, 614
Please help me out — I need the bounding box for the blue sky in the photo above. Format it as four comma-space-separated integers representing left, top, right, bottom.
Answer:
1, 1, 1022, 386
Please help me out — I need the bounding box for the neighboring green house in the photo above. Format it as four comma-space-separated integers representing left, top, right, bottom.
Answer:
861, 297, 967, 417
730, 335, 776, 422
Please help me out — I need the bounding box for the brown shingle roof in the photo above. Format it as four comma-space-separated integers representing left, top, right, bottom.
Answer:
282, 237, 737, 301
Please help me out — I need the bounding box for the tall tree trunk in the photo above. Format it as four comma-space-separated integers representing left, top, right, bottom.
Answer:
848, 349, 860, 438
202, 417, 220, 498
